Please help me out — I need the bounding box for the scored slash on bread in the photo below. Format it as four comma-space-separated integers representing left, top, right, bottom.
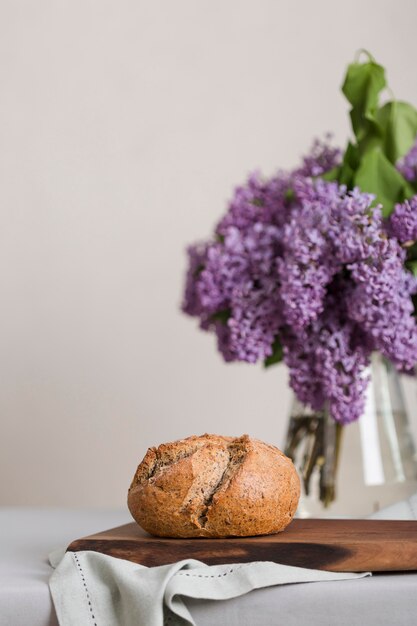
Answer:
128, 434, 300, 538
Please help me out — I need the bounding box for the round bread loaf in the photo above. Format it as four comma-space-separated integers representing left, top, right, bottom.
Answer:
127, 434, 300, 538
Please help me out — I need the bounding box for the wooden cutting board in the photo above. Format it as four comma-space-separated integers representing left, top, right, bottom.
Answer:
67, 519, 417, 572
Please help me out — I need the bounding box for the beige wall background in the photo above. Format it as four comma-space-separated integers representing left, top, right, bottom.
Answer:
1, 0, 417, 507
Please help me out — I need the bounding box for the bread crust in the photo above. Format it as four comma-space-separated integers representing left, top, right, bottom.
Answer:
128, 434, 300, 538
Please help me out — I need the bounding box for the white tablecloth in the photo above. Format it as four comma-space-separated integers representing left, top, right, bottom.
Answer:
1, 507, 417, 626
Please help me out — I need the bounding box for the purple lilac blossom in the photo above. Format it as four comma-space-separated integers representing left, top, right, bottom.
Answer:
397, 138, 417, 182
388, 196, 417, 243
182, 139, 417, 424
183, 243, 208, 318
277, 179, 381, 331
295, 137, 342, 177
347, 240, 417, 372
215, 171, 294, 235
284, 286, 370, 424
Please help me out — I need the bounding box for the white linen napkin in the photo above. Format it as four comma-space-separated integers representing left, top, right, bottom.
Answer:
49, 549, 369, 626
49, 489, 417, 626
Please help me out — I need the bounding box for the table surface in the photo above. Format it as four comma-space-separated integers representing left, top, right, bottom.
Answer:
1, 507, 417, 626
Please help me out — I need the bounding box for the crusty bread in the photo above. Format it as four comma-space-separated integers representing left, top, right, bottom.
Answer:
127, 434, 300, 538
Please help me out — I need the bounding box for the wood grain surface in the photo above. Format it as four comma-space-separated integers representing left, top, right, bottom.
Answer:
67, 519, 417, 572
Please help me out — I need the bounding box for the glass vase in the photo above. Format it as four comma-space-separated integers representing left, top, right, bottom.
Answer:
284, 353, 417, 518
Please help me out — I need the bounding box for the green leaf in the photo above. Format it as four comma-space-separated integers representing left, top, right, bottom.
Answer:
342, 60, 386, 141
193, 264, 205, 277
251, 198, 264, 207
322, 143, 359, 186
406, 260, 417, 277
338, 142, 361, 186
339, 164, 355, 187
406, 242, 417, 262
402, 179, 417, 202
342, 60, 386, 110
343, 142, 361, 169
321, 167, 340, 182
264, 338, 284, 368
334, 54, 417, 217
284, 188, 296, 203
349, 110, 383, 145
375, 101, 417, 164
353, 148, 409, 217
210, 309, 231, 324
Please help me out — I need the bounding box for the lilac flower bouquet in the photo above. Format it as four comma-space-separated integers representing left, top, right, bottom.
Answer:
182, 53, 417, 502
